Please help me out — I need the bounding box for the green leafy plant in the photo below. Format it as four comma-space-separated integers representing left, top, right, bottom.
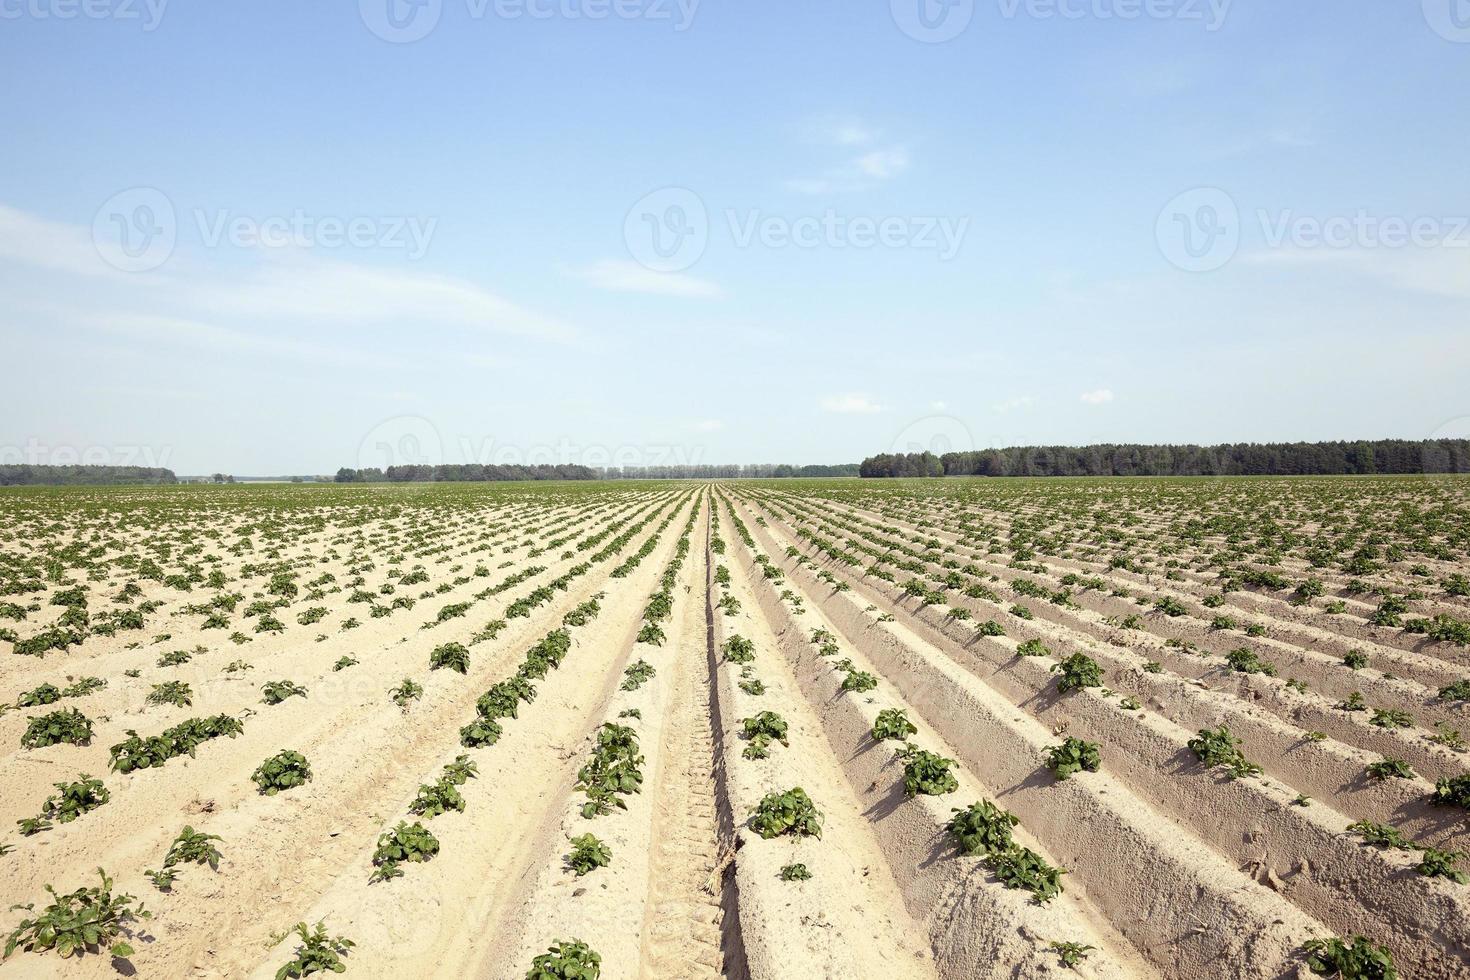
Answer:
1347, 821, 1413, 850
1370, 709, 1412, 730
1365, 758, 1413, 780
370, 821, 439, 882
749, 787, 822, 839
1415, 846, 1467, 883
840, 669, 878, 693
948, 799, 1018, 857
1300, 935, 1397, 979
1431, 773, 1470, 809
779, 863, 811, 881
1045, 737, 1101, 780
429, 642, 469, 674
525, 938, 600, 980
332, 656, 358, 671
261, 680, 308, 705
390, 678, 424, 709
252, 750, 312, 795
274, 920, 354, 979
1051, 654, 1102, 693
872, 708, 917, 741
3, 867, 149, 961
620, 659, 656, 691
988, 845, 1066, 903
144, 868, 177, 891
165, 825, 223, 870
1050, 940, 1095, 968
1188, 726, 1262, 779
21, 707, 93, 748
901, 748, 958, 796
722, 635, 755, 664
566, 834, 611, 877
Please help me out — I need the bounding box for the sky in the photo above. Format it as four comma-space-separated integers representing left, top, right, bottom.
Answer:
2, 0, 1468, 474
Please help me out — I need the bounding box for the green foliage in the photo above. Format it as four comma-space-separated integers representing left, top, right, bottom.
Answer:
429, 642, 469, 674
526, 939, 601, 980
620, 659, 656, 691
261, 679, 308, 705
749, 787, 823, 839
840, 669, 878, 693
1225, 647, 1277, 676
1301, 936, 1397, 979
1051, 654, 1101, 693
165, 826, 223, 870
21, 707, 93, 748
1188, 726, 1262, 779
722, 634, 755, 664
21, 774, 110, 833
566, 834, 611, 876
1364, 758, 1413, 780
1369, 709, 1412, 730
872, 708, 917, 741
577, 723, 643, 819
1415, 847, 1468, 883
3, 868, 149, 961
1045, 737, 1101, 780
1016, 638, 1050, 657
947, 800, 1018, 857
1431, 774, 1470, 809
252, 750, 312, 795
1346, 821, 1413, 850
1050, 940, 1095, 968
988, 845, 1066, 903
778, 863, 811, 881
390, 677, 424, 708
370, 821, 439, 881
274, 921, 355, 980
901, 748, 958, 796
110, 713, 245, 773
333, 656, 358, 671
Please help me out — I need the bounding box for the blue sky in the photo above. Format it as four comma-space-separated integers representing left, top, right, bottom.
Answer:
2, 0, 1468, 474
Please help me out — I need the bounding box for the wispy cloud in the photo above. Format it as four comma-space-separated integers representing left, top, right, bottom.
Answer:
1080, 388, 1115, 405
821, 393, 885, 414
570, 259, 723, 298
993, 395, 1036, 413
787, 117, 909, 195
0, 204, 579, 355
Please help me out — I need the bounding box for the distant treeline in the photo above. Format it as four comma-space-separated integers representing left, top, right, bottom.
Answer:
335, 465, 598, 482
860, 440, 1470, 478
599, 464, 860, 479
333, 463, 860, 482
0, 465, 178, 486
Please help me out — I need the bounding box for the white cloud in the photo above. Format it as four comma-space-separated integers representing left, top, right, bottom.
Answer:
787, 118, 909, 195
929, 400, 947, 411
821, 393, 884, 414
1080, 388, 1115, 405
855, 147, 910, 180
688, 419, 724, 432
570, 258, 723, 298
993, 396, 1036, 413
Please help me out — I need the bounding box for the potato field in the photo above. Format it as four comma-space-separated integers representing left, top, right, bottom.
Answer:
1, 477, 1468, 979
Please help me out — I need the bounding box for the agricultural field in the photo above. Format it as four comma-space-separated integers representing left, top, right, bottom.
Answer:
1, 476, 1468, 979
